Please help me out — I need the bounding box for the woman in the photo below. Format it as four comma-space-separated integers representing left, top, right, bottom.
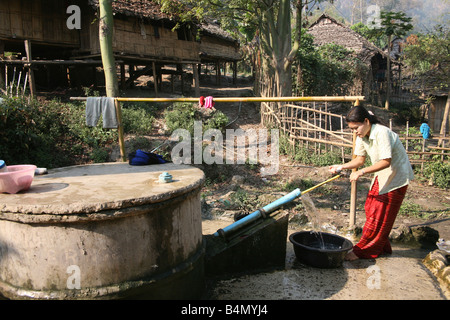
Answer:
329, 105, 414, 260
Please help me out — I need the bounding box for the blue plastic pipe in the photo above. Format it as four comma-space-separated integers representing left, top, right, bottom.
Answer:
213, 174, 342, 239
213, 188, 302, 238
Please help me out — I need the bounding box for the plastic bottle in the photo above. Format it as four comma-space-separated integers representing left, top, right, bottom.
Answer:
0, 160, 8, 172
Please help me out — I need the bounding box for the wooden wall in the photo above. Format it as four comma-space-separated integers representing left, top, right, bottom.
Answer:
0, 0, 237, 64
84, 13, 200, 62
200, 36, 240, 61
429, 96, 449, 133
0, 0, 79, 47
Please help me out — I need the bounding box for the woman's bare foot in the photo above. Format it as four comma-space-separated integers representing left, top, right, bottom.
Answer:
345, 251, 359, 261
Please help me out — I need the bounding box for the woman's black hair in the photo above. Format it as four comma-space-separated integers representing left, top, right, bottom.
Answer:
346, 105, 380, 124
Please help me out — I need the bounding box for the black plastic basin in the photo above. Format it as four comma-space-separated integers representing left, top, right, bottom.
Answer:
289, 231, 353, 268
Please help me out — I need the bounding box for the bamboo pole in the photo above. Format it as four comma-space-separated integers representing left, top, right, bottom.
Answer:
114, 99, 126, 162
24, 40, 36, 97
408, 151, 450, 156
285, 134, 352, 148
71, 96, 365, 103
108, 96, 365, 103
291, 118, 353, 144
99, 0, 119, 98
340, 115, 345, 163
349, 98, 360, 227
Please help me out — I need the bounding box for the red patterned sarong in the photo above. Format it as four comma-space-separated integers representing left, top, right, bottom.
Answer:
352, 177, 408, 259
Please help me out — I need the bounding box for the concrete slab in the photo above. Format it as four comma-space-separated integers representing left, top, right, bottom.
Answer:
204, 223, 448, 300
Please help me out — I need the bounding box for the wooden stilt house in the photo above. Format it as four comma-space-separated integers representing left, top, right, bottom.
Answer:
0, 0, 241, 96
199, 20, 241, 85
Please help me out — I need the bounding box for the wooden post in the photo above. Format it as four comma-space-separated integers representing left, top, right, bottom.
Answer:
405, 121, 409, 152
441, 136, 446, 162
4, 65, 8, 93
438, 93, 450, 147
0, 41, 4, 91
129, 65, 135, 88
114, 99, 126, 162
152, 61, 158, 97
179, 64, 184, 96
349, 98, 360, 227
233, 61, 237, 85
120, 63, 125, 89
421, 137, 426, 173
340, 115, 345, 163
216, 61, 221, 85
192, 63, 200, 97
24, 40, 36, 97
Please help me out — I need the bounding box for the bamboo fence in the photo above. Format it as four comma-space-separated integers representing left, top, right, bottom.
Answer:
261, 101, 356, 163
395, 121, 450, 171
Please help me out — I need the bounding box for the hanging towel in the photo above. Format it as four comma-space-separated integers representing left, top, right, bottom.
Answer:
85, 97, 118, 129
204, 96, 214, 109
102, 97, 118, 129
85, 97, 102, 127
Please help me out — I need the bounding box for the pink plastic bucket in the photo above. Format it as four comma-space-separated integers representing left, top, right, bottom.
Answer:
0, 165, 37, 194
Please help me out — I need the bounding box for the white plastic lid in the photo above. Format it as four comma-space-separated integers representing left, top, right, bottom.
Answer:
0, 160, 5, 169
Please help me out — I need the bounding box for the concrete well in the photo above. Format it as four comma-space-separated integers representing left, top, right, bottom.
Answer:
0, 163, 205, 299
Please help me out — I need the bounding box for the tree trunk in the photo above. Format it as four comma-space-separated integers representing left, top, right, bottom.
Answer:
259, 0, 297, 98
296, 0, 304, 95
99, 0, 119, 97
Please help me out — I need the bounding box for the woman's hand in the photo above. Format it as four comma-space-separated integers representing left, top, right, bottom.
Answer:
349, 170, 365, 182
329, 165, 343, 174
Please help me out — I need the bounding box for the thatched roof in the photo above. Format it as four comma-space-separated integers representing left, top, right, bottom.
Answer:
200, 20, 239, 44
308, 14, 388, 64
88, 0, 175, 21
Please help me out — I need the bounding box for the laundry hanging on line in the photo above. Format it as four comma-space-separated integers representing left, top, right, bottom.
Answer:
85, 97, 118, 129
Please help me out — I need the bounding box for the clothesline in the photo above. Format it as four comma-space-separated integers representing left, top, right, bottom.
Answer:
71, 96, 364, 103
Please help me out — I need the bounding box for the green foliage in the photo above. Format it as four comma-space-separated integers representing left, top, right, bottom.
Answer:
0, 96, 155, 168
279, 131, 342, 167
121, 103, 155, 135
398, 200, 423, 218
403, 25, 449, 92
0, 96, 89, 168
423, 161, 450, 189
164, 102, 229, 134
294, 29, 365, 96
351, 22, 386, 48
389, 102, 423, 125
